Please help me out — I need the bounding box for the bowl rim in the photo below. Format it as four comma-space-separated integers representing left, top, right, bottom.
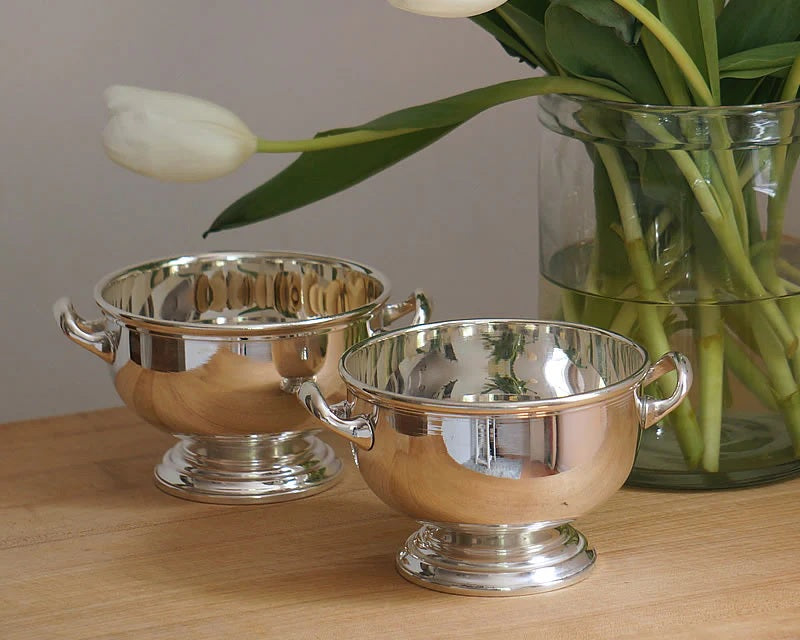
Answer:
92, 250, 392, 337
339, 318, 651, 416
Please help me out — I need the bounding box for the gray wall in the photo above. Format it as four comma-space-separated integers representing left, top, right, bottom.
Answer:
2, 1, 541, 422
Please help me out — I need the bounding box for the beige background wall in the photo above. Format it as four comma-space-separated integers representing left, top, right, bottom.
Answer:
2, 0, 540, 422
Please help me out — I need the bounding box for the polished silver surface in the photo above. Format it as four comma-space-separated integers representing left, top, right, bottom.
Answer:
298, 319, 691, 595
154, 432, 342, 504
55, 251, 431, 504
397, 523, 595, 596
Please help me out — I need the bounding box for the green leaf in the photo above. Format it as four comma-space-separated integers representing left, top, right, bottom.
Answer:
718, 0, 800, 103
354, 77, 630, 131
717, 0, 800, 58
550, 0, 641, 45
205, 126, 456, 235
472, 1, 552, 68
507, 0, 551, 23
719, 42, 800, 79
205, 76, 632, 234
751, 75, 786, 104
640, 0, 690, 104
720, 78, 767, 105
469, 12, 541, 68
495, 3, 557, 74
655, 0, 719, 103
545, 3, 667, 104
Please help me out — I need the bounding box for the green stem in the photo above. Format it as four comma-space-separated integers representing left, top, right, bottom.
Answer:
610, 0, 715, 106
763, 55, 800, 272
595, 147, 661, 298
629, 112, 800, 454
712, 146, 749, 249
780, 54, 800, 102
609, 302, 638, 336
766, 141, 800, 258
779, 258, 800, 284
697, 269, 724, 472
668, 148, 798, 353
255, 129, 419, 153
742, 177, 764, 245
782, 279, 800, 294
595, 143, 704, 465
751, 309, 800, 454
723, 332, 778, 412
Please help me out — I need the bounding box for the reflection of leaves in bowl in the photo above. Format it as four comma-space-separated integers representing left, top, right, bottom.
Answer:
481, 329, 529, 397
482, 329, 526, 364
418, 334, 458, 361
482, 373, 529, 396
433, 379, 458, 400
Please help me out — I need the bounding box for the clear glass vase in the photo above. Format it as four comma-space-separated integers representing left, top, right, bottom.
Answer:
537, 94, 800, 489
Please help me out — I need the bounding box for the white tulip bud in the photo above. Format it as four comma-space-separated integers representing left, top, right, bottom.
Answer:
103, 85, 258, 182
388, 0, 506, 18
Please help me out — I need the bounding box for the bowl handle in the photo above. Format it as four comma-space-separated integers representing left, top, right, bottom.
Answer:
380, 289, 432, 330
297, 381, 374, 450
53, 297, 117, 364
638, 351, 693, 429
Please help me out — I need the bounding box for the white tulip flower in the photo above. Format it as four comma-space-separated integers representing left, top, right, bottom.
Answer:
388, 0, 506, 18
103, 85, 258, 182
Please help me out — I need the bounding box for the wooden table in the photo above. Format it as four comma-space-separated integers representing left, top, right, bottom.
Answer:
2, 408, 799, 639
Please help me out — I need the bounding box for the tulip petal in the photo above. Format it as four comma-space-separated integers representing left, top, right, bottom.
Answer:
102, 85, 257, 182
103, 109, 257, 182
105, 85, 253, 138
388, 0, 507, 18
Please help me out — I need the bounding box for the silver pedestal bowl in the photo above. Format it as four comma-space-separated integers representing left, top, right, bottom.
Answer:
299, 319, 691, 595
54, 251, 430, 504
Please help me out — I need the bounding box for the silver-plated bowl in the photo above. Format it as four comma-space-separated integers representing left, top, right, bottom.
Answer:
54, 251, 430, 504
299, 319, 691, 596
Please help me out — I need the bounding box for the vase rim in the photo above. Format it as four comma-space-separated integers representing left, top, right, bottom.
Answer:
544, 93, 800, 115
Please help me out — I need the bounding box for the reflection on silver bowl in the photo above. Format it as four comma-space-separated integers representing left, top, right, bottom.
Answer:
299, 319, 691, 595
55, 251, 430, 504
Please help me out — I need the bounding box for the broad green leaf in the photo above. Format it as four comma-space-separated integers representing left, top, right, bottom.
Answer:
655, 0, 719, 103
640, 0, 690, 104
495, 3, 557, 74
545, 3, 667, 104
717, 0, 800, 58
473, 1, 553, 68
751, 76, 786, 104
469, 12, 542, 68
719, 42, 800, 80
336, 76, 630, 131
507, 0, 551, 23
717, 0, 800, 103
550, 0, 640, 45
205, 126, 457, 235
206, 76, 631, 233
721, 78, 766, 106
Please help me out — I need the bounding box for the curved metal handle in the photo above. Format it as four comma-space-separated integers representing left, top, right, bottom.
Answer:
638, 351, 693, 429
381, 289, 432, 328
297, 381, 374, 450
53, 297, 116, 364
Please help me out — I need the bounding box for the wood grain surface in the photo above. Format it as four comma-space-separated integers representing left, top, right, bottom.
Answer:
1, 408, 799, 639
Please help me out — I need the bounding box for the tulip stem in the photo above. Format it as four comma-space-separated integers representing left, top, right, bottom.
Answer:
256, 129, 419, 153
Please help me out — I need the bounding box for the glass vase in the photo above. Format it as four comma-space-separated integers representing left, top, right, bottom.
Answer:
537, 94, 800, 489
